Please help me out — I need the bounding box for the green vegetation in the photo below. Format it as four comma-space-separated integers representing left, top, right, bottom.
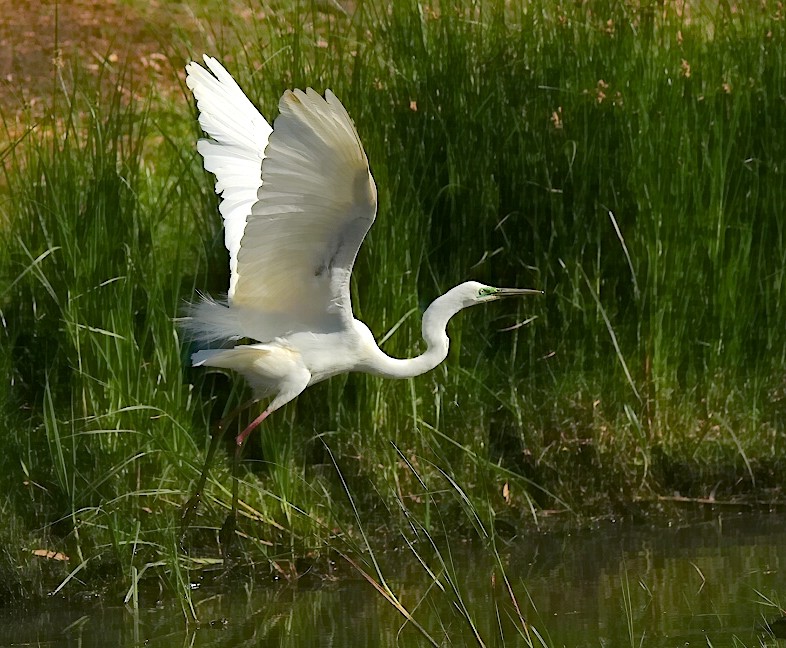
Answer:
1, 0, 784, 633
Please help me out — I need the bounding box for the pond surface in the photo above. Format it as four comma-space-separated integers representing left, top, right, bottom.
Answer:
2, 510, 786, 647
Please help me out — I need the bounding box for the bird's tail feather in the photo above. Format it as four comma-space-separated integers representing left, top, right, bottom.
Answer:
178, 294, 245, 343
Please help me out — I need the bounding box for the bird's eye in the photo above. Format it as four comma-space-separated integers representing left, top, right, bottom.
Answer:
478, 287, 497, 297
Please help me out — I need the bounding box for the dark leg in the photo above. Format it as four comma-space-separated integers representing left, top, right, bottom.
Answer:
179, 419, 225, 542
180, 399, 256, 544
218, 438, 243, 561
218, 408, 272, 561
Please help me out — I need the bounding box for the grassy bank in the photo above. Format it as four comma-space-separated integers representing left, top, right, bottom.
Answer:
1, 0, 784, 618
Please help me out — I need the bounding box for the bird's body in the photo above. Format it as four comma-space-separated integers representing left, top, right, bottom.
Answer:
183, 55, 539, 447
189, 282, 505, 443
180, 56, 540, 550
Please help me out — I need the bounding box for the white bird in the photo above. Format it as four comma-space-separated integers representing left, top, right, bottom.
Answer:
181, 56, 540, 546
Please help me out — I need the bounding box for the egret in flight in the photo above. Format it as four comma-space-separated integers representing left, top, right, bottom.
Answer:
180, 56, 540, 549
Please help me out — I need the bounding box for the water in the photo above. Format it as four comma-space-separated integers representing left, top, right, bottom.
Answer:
2, 511, 785, 647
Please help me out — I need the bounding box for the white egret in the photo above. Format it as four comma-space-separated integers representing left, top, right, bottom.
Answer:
180, 55, 540, 548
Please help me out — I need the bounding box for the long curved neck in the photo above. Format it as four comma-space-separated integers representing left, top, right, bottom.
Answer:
366, 292, 463, 379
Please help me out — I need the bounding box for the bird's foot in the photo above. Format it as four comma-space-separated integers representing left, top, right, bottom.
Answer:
179, 492, 202, 545
235, 408, 270, 447
219, 512, 237, 562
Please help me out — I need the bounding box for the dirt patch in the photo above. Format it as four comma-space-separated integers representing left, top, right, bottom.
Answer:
0, 0, 196, 123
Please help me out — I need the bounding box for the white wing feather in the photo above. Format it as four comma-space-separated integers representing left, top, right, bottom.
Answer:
185, 55, 272, 300
232, 87, 377, 340
185, 58, 377, 344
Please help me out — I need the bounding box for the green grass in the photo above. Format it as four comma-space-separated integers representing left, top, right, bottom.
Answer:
1, 0, 785, 629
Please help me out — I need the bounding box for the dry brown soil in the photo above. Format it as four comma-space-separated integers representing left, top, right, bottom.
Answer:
0, 0, 197, 122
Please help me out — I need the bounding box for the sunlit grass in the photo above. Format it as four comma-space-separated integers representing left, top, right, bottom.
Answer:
0, 1, 784, 632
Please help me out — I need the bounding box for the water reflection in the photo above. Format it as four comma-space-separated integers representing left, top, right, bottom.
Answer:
509, 512, 785, 646
2, 511, 784, 647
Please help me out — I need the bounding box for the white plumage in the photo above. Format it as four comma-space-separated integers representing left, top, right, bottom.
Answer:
182, 55, 539, 448
185, 56, 272, 300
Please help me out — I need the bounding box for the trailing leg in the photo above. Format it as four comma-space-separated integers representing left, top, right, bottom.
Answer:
180, 399, 255, 543
218, 408, 271, 561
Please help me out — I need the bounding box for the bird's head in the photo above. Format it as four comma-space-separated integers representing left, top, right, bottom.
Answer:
421, 281, 543, 347
450, 281, 542, 309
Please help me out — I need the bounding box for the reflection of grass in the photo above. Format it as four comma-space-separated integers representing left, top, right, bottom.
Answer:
755, 590, 786, 641
621, 566, 642, 648
1, 0, 785, 623
334, 441, 549, 646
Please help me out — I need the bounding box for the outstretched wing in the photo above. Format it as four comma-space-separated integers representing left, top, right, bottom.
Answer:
232, 87, 378, 338
185, 55, 272, 299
